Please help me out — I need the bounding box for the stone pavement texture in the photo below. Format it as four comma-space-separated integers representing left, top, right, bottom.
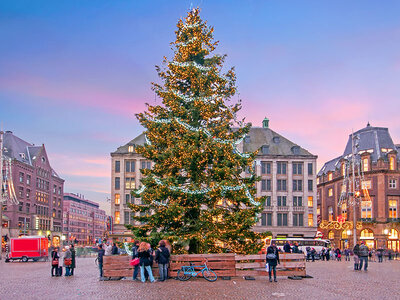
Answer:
0, 258, 399, 300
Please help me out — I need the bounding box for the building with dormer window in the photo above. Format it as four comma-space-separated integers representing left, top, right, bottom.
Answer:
317, 123, 400, 251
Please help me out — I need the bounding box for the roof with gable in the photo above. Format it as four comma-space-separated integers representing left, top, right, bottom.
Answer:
318, 123, 399, 176
111, 133, 146, 155
242, 127, 316, 157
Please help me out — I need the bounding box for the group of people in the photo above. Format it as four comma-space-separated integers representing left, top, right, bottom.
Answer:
50, 245, 76, 277
97, 240, 170, 283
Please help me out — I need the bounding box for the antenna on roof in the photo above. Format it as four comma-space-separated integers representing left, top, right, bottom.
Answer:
367, 121, 370, 127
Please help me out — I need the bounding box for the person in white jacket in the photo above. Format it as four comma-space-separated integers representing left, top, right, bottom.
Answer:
105, 243, 112, 256
58, 248, 65, 276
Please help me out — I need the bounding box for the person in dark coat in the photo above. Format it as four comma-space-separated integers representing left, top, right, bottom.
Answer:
70, 244, 76, 276
97, 244, 105, 278
283, 242, 291, 253
51, 247, 59, 277
138, 242, 155, 283
111, 243, 119, 255
131, 240, 140, 281
266, 242, 280, 282
155, 240, 170, 281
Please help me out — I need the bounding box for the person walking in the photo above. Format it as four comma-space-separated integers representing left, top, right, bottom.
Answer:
138, 242, 155, 283
112, 243, 119, 255
64, 246, 72, 276
97, 244, 105, 278
353, 244, 360, 270
311, 248, 316, 262
266, 242, 280, 282
377, 249, 383, 263
131, 240, 140, 281
51, 247, 59, 277
344, 248, 350, 261
358, 241, 369, 271
155, 240, 170, 282
70, 244, 76, 276
283, 241, 291, 253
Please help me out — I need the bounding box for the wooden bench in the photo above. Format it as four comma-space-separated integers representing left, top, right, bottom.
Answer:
102, 253, 305, 278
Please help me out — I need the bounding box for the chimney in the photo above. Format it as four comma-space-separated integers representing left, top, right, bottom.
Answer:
262, 117, 269, 128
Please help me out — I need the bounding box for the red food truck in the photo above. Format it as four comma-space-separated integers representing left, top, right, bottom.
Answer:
8, 236, 49, 262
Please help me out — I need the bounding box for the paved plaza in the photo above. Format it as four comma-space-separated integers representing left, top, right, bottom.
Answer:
0, 257, 399, 300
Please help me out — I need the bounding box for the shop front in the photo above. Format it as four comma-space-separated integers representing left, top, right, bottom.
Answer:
360, 229, 375, 249
387, 229, 399, 252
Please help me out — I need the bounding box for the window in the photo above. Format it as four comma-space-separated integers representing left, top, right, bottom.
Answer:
361, 200, 372, 219
125, 178, 136, 189
317, 206, 320, 216
128, 145, 134, 153
341, 203, 347, 220
19, 172, 24, 183
360, 229, 374, 239
265, 196, 271, 207
292, 146, 300, 155
277, 196, 287, 207
261, 162, 271, 174
328, 230, 334, 239
26, 203, 30, 213
277, 162, 287, 174
19, 202, 23, 212
293, 213, 304, 227
125, 161, 136, 173
308, 196, 313, 207
115, 177, 120, 190
261, 179, 271, 191
389, 199, 397, 219
26, 189, 30, 199
266, 213, 272, 226
328, 206, 333, 221
273, 137, 280, 144
26, 175, 31, 185
115, 211, 120, 224
389, 179, 397, 189
308, 180, 313, 191
115, 161, 120, 173
125, 194, 130, 204
390, 156, 395, 170
328, 188, 333, 197
277, 180, 287, 191
124, 212, 130, 225
261, 145, 269, 155
362, 158, 369, 172
293, 196, 303, 206
341, 230, 348, 239
341, 164, 346, 176
277, 213, 288, 226
293, 163, 303, 175
293, 180, 302, 191
328, 173, 333, 181
115, 194, 120, 205
308, 214, 313, 226
261, 213, 266, 226
141, 161, 151, 169
18, 187, 24, 198
308, 163, 313, 175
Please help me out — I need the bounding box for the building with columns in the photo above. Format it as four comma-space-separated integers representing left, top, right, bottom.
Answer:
317, 123, 400, 251
110, 119, 318, 239
1, 131, 64, 247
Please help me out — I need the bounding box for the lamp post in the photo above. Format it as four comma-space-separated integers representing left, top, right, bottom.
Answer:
351, 130, 358, 248
0, 129, 3, 260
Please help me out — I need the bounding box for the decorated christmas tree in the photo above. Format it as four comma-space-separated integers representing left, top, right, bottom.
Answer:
128, 8, 267, 254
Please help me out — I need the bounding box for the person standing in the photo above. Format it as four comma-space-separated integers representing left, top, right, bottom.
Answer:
97, 244, 105, 278
131, 240, 140, 281
51, 247, 59, 277
311, 248, 316, 262
58, 248, 65, 276
64, 246, 72, 277
155, 240, 170, 282
111, 243, 119, 255
105, 242, 112, 256
138, 242, 155, 283
320, 248, 326, 261
377, 249, 383, 263
353, 244, 360, 270
292, 242, 299, 254
358, 241, 369, 271
283, 241, 291, 253
266, 242, 280, 282
70, 244, 76, 276
344, 248, 350, 261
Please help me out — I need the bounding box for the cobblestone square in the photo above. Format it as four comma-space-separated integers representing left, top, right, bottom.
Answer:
1, 258, 399, 300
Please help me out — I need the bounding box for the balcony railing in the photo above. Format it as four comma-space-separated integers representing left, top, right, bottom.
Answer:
277, 206, 289, 211
358, 218, 376, 223
387, 218, 400, 223
264, 206, 274, 211
293, 206, 305, 211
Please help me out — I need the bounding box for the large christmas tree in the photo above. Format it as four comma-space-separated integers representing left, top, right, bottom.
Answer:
128, 8, 267, 254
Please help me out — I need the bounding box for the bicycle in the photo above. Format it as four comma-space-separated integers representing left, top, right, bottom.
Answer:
177, 259, 218, 282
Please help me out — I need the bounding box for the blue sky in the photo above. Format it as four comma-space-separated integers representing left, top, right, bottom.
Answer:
1, 0, 400, 214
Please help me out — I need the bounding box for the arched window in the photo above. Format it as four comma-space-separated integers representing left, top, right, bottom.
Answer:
389, 229, 399, 239
328, 230, 334, 239
341, 230, 348, 239
360, 229, 374, 239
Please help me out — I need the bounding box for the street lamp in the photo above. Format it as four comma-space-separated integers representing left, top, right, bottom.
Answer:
383, 229, 389, 235
346, 230, 352, 236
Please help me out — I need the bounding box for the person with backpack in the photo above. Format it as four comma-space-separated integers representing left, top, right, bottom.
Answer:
138, 242, 155, 283
51, 247, 59, 277
131, 240, 140, 281
155, 240, 170, 281
266, 242, 280, 282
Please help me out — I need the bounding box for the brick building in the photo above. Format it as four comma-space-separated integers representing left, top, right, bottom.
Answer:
62, 193, 107, 245
1, 131, 64, 247
317, 123, 400, 251
110, 118, 318, 239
